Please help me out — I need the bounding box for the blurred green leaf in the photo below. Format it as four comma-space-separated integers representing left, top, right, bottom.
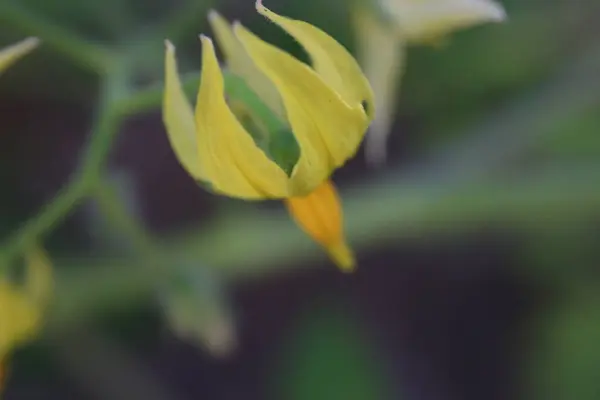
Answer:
527, 291, 600, 400
404, 5, 580, 137
518, 222, 600, 285
533, 104, 600, 160
15, 0, 133, 40
271, 301, 395, 400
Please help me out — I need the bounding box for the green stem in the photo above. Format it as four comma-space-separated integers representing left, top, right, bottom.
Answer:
117, 72, 198, 116
92, 181, 158, 256
47, 164, 600, 328
0, 180, 88, 268
0, 1, 113, 74
0, 71, 128, 268
179, 165, 600, 277
49, 181, 168, 328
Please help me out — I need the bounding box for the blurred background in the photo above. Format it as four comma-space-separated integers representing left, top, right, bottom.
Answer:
1, 0, 600, 399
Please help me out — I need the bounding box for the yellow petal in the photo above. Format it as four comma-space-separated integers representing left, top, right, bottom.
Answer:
0, 246, 50, 392
0, 37, 39, 75
353, 6, 406, 167
208, 10, 286, 119
255, 0, 374, 120
195, 35, 289, 199
285, 180, 355, 272
382, 0, 506, 43
234, 24, 368, 195
0, 281, 40, 359
163, 41, 207, 181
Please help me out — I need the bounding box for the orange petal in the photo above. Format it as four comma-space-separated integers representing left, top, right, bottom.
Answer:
284, 180, 355, 272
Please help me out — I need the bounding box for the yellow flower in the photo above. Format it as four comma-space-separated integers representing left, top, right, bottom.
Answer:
163, 0, 374, 271
0, 246, 52, 390
355, 0, 506, 166
0, 37, 39, 76
381, 0, 506, 43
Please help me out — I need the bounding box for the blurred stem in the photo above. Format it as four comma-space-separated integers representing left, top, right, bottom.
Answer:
78, 62, 131, 183
0, 180, 88, 268
93, 180, 158, 256
0, 68, 130, 269
117, 72, 198, 116
48, 180, 170, 328
0, 4, 132, 269
4, 11, 600, 330
48, 164, 600, 328
0, 1, 114, 74
176, 164, 600, 277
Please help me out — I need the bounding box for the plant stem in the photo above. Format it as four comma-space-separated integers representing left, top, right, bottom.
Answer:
0, 1, 114, 74
116, 72, 198, 116
0, 180, 88, 268
47, 164, 600, 329
0, 70, 128, 268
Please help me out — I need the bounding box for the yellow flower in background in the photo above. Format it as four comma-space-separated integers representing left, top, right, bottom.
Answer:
382, 0, 506, 43
0, 247, 53, 390
0, 37, 39, 76
163, 0, 374, 271
355, 0, 506, 166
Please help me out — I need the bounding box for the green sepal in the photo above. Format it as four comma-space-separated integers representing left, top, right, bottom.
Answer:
223, 71, 300, 177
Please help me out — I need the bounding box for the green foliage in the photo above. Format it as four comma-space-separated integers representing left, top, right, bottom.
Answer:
534, 105, 600, 160
271, 301, 394, 400
403, 3, 582, 145
528, 292, 600, 400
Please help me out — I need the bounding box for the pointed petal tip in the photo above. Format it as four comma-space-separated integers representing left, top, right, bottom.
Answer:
198, 34, 212, 44
231, 20, 244, 35
328, 241, 356, 273
22, 37, 40, 48
365, 154, 387, 169
365, 131, 389, 169
255, 0, 271, 16
8, 36, 41, 55
489, 2, 508, 22
164, 39, 175, 51
473, 0, 507, 22
207, 9, 219, 21
0, 37, 41, 75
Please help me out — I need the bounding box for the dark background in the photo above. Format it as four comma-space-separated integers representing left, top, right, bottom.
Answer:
2, 0, 600, 399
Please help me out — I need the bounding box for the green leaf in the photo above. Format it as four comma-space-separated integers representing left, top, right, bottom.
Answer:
271, 301, 395, 400
527, 291, 600, 400
533, 105, 600, 160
